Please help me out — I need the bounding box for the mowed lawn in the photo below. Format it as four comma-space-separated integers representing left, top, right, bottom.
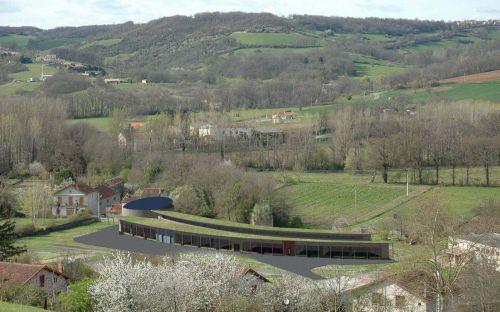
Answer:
396, 186, 500, 218
0, 301, 47, 312
278, 172, 408, 228
18, 221, 112, 260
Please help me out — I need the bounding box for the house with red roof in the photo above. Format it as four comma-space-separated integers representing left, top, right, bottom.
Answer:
52, 182, 119, 217
0, 261, 70, 306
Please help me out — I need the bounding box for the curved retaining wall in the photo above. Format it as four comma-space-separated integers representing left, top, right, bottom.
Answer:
156, 213, 372, 241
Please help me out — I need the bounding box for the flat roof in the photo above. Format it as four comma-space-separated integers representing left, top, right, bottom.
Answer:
121, 216, 388, 245
123, 197, 173, 211
154, 210, 354, 235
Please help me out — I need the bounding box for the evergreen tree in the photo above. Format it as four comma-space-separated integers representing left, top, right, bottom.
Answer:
0, 220, 26, 260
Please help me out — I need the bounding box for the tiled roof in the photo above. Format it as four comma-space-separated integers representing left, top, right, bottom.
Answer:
107, 177, 124, 186
96, 185, 118, 199
0, 262, 69, 287
54, 183, 95, 195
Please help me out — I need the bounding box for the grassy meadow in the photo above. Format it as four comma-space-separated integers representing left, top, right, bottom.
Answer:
0, 301, 47, 312
0, 34, 35, 48
231, 32, 322, 47
276, 171, 499, 228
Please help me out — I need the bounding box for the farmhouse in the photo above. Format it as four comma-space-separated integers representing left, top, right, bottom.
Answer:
445, 233, 500, 271
0, 261, 70, 297
52, 182, 120, 217
271, 111, 297, 123
34, 54, 57, 62
350, 272, 436, 312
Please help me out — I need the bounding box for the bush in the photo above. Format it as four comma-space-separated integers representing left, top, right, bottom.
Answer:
59, 277, 94, 312
16, 223, 36, 236
0, 284, 46, 308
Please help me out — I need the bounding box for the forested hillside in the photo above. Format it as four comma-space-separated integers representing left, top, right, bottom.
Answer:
1, 13, 499, 116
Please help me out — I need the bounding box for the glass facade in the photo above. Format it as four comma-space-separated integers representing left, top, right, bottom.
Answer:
119, 220, 388, 259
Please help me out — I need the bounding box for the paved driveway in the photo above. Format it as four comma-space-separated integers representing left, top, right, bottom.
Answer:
75, 226, 393, 279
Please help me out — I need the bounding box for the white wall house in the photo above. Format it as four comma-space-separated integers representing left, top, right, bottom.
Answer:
446, 233, 500, 271
52, 183, 119, 217
350, 273, 435, 312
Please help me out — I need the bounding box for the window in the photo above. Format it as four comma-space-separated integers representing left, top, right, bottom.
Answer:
39, 275, 45, 287
395, 295, 406, 308
371, 292, 383, 305
57, 196, 62, 204
68, 196, 73, 205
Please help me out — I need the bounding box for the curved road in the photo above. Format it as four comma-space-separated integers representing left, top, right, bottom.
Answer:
75, 226, 393, 280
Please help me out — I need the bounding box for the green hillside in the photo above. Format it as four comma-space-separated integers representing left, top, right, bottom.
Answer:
231, 32, 321, 47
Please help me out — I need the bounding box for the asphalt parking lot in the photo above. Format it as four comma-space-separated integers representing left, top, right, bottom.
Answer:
75, 226, 393, 279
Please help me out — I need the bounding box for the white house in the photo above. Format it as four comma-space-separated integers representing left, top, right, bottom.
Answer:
350, 272, 435, 312
446, 233, 500, 271
271, 111, 297, 124
52, 183, 119, 217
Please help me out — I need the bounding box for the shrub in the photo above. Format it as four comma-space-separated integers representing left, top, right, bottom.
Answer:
0, 284, 46, 307
59, 277, 95, 312
16, 223, 36, 236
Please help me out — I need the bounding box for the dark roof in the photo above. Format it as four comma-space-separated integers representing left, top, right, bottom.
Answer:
123, 196, 173, 211
0, 262, 70, 287
96, 185, 118, 199
240, 268, 270, 283
54, 183, 95, 195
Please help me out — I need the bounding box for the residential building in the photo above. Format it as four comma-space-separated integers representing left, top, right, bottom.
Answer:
34, 54, 57, 62
446, 233, 500, 271
118, 122, 148, 152
95, 185, 120, 212
0, 261, 70, 301
52, 182, 120, 217
106, 177, 125, 197
350, 272, 436, 312
271, 111, 297, 124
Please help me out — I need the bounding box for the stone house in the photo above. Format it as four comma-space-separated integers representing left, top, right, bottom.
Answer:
446, 233, 500, 271
350, 272, 437, 312
0, 261, 70, 307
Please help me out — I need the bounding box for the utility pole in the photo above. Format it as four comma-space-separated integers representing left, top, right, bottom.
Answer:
354, 185, 357, 211
406, 169, 409, 197
97, 193, 101, 221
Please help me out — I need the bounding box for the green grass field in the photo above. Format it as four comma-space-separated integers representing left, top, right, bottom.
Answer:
277, 172, 412, 228
104, 53, 134, 65
10, 63, 59, 81
0, 63, 60, 96
383, 80, 500, 103
0, 34, 35, 48
0, 301, 47, 312
277, 171, 500, 228
0, 81, 41, 96
231, 32, 321, 47
31, 37, 83, 51
80, 38, 122, 49
395, 186, 500, 219
17, 221, 112, 261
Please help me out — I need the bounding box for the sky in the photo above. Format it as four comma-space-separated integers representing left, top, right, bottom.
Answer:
1, 0, 499, 29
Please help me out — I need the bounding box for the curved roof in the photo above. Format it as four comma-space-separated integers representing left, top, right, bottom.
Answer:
123, 196, 173, 211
